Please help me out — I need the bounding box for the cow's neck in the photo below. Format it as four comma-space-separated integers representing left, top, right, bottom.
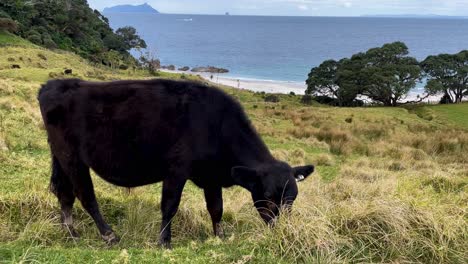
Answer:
226, 117, 274, 168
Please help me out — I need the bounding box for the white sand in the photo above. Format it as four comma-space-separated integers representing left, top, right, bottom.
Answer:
163, 69, 307, 94
162, 69, 441, 103
204, 75, 307, 95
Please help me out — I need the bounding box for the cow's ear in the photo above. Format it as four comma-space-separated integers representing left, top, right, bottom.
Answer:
231, 166, 258, 192
293, 165, 315, 182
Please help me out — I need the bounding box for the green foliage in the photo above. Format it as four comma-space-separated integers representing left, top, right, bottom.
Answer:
0, 9, 11, 18
0, 0, 146, 65
116, 26, 147, 50
306, 59, 354, 106
359, 42, 421, 106
300, 94, 314, 105
421, 51, 468, 103
0, 17, 17, 33
307, 42, 421, 106
139, 50, 161, 75
264, 94, 280, 103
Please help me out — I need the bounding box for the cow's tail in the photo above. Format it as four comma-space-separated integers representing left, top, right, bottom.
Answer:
49, 155, 65, 196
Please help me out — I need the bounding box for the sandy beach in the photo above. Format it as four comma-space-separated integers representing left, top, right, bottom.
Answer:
162, 70, 441, 103
202, 74, 307, 95
162, 69, 307, 94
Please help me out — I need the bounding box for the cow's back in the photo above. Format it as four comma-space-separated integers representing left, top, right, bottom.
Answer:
38, 79, 229, 187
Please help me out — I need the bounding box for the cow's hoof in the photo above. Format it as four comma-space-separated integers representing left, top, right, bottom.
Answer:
68, 228, 80, 239
158, 240, 172, 250
102, 231, 120, 245
215, 225, 225, 238
63, 225, 80, 239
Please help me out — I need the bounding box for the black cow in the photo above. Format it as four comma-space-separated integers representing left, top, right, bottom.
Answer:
38, 79, 314, 248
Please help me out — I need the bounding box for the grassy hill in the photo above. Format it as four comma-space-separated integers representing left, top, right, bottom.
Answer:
427, 104, 468, 129
0, 33, 467, 263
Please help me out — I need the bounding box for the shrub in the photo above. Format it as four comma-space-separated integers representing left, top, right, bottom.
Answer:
439, 94, 452, 104
301, 94, 314, 105
26, 31, 42, 45
0, 18, 18, 33
313, 153, 335, 166
0, 10, 12, 19
288, 127, 317, 139
314, 126, 351, 143
37, 53, 47, 61
264, 94, 280, 103
352, 123, 387, 140
48, 72, 59, 78
42, 37, 57, 49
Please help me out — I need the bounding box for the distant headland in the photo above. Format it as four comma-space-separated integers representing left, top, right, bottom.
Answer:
103, 3, 160, 14
361, 14, 468, 19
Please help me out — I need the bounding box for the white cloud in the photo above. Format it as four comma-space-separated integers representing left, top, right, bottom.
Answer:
298, 4, 309, 10
343, 2, 352, 8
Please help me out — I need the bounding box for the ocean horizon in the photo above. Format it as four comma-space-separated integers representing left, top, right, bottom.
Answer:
105, 13, 468, 92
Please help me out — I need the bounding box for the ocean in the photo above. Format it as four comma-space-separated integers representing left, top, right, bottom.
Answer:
105, 14, 468, 91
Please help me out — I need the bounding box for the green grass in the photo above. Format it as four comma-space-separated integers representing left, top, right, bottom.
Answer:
0, 37, 467, 263
0, 31, 36, 47
428, 103, 468, 129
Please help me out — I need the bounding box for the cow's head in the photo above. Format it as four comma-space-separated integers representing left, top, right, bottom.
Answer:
231, 161, 314, 223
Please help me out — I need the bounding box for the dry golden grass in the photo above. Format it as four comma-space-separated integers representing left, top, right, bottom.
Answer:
0, 44, 467, 263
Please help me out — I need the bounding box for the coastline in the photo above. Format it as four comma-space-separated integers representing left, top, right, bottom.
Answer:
160, 69, 441, 103
161, 69, 307, 94
202, 74, 307, 95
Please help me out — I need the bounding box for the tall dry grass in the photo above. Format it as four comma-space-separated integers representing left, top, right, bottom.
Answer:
0, 64, 466, 262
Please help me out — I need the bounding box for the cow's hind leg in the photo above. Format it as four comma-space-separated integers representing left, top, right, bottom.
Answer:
159, 173, 187, 249
59, 157, 119, 244
50, 156, 78, 238
204, 187, 224, 238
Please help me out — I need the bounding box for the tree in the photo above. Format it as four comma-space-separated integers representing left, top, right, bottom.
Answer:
421, 51, 468, 103
359, 42, 421, 106
138, 50, 160, 75
306, 60, 339, 98
306, 42, 422, 107
116, 26, 147, 50
104, 50, 123, 70
306, 59, 361, 106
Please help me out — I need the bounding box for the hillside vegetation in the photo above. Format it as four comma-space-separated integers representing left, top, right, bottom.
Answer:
1, 0, 147, 67
0, 34, 467, 263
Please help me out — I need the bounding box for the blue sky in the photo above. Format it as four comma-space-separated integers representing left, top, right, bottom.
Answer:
88, 0, 468, 16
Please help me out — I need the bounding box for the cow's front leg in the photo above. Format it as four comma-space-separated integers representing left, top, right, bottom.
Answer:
204, 187, 224, 238
71, 164, 118, 244
159, 176, 187, 249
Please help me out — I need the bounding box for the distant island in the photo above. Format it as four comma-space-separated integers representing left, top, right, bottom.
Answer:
103, 3, 159, 14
